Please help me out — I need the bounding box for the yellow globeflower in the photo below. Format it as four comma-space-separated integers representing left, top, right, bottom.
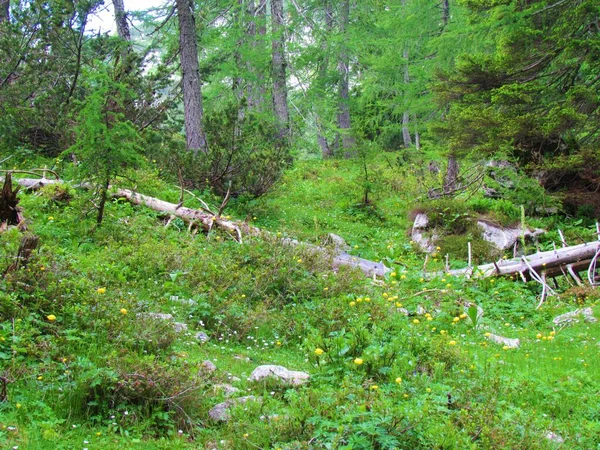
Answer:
448, 340, 457, 346
453, 317, 460, 323
47, 314, 56, 322
459, 313, 467, 319
353, 358, 364, 365
395, 377, 402, 384
536, 333, 542, 339
390, 272, 397, 278
314, 348, 324, 356
120, 308, 128, 315
412, 319, 420, 324
349, 301, 356, 307
370, 385, 379, 391
97, 287, 106, 294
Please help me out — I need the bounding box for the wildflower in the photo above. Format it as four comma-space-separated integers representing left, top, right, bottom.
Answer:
47, 314, 56, 322
459, 313, 467, 319
400, 274, 406, 280
353, 358, 364, 365
440, 330, 447, 335
276, 341, 281, 346
446, 284, 452, 288
16, 403, 21, 409
120, 308, 128, 315
48, 216, 54, 221
504, 323, 510, 327
413, 319, 420, 324
484, 332, 491, 337
448, 340, 457, 346
426, 388, 432, 393
547, 335, 554, 341
37, 376, 42, 380
536, 333, 542, 339
314, 348, 324, 356
395, 302, 402, 307
365, 297, 371, 302
490, 279, 495, 283
390, 272, 397, 277
436, 246, 441, 251
441, 278, 446, 283
395, 377, 402, 384
503, 345, 510, 350
349, 301, 356, 307
297, 259, 302, 263
97, 287, 106, 294
403, 393, 409, 398
370, 385, 379, 390
427, 316, 433, 321
549, 331, 556, 336
243, 433, 249, 438
453, 317, 460, 323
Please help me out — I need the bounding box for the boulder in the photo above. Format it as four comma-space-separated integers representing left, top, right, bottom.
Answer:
208, 396, 260, 422
477, 221, 544, 251
213, 384, 240, 397
248, 365, 309, 385
323, 233, 350, 252
199, 360, 217, 374
553, 307, 596, 326
173, 322, 188, 333
411, 214, 437, 253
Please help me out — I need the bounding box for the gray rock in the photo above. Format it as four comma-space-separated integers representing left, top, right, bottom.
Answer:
397, 308, 409, 316
411, 214, 437, 253
477, 221, 544, 251
173, 322, 188, 333
553, 307, 596, 326
137, 313, 174, 321
195, 331, 210, 343
199, 360, 217, 373
323, 233, 350, 251
248, 365, 309, 385
214, 384, 240, 397
208, 396, 260, 422
485, 333, 520, 348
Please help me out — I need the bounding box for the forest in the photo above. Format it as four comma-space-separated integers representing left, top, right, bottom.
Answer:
1, 0, 599, 448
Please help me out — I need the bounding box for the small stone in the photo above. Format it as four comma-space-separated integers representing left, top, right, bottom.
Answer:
553, 307, 596, 326
485, 333, 520, 348
248, 365, 309, 385
137, 313, 173, 321
208, 396, 260, 422
214, 384, 240, 397
195, 331, 210, 343
173, 322, 188, 333
199, 360, 217, 373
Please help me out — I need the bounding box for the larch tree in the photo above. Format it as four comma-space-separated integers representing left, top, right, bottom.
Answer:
270, 0, 290, 142
113, 0, 131, 42
336, 0, 354, 154
176, 0, 208, 155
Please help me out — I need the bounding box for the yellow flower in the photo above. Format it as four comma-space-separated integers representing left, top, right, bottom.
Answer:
349, 301, 356, 307
243, 433, 249, 438
16, 403, 21, 409
459, 313, 467, 319
276, 341, 281, 346
120, 308, 128, 315
427, 316, 433, 321
297, 259, 302, 263
96, 432, 102, 436
490, 279, 495, 283
395, 302, 402, 307
370, 385, 379, 390
365, 297, 371, 302
448, 340, 457, 346
37, 376, 43, 380
426, 388, 432, 393
48, 216, 54, 221
390, 272, 397, 277
549, 331, 556, 336
314, 348, 324, 356
413, 319, 420, 324
97, 287, 106, 294
547, 335, 554, 341
47, 314, 56, 322
403, 393, 409, 398
453, 317, 460, 323
485, 332, 491, 337
395, 377, 402, 384
400, 274, 406, 280
503, 345, 510, 350
440, 330, 447, 335
354, 358, 364, 365
536, 333, 542, 339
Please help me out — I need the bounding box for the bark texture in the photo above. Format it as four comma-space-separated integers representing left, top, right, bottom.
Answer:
402, 48, 412, 148
336, 0, 354, 154
0, 173, 24, 230
443, 153, 459, 193
176, 0, 208, 154
270, 0, 290, 141
113, 0, 131, 41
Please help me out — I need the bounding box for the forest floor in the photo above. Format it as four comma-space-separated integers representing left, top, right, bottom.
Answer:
1, 156, 599, 449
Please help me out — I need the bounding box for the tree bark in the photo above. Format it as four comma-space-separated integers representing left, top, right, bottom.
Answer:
176, 0, 208, 155
270, 0, 290, 141
443, 152, 458, 193
336, 0, 354, 154
113, 0, 131, 41
0, 0, 9, 23
441, 0, 450, 29
318, 0, 334, 159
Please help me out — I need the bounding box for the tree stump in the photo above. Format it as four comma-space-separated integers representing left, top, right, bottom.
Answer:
0, 173, 25, 231
5, 234, 40, 273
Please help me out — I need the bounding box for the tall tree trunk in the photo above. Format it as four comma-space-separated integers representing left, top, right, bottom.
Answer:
444, 152, 459, 194
401, 0, 412, 148
0, 0, 9, 23
112, 0, 131, 41
176, 0, 208, 155
270, 0, 290, 141
318, 0, 334, 158
336, 0, 354, 155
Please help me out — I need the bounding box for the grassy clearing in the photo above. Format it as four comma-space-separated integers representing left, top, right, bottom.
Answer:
1, 158, 599, 449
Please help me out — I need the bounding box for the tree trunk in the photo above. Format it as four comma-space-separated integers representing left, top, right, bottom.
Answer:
0, 0, 9, 23
0, 173, 23, 230
112, 0, 131, 41
270, 0, 290, 142
443, 152, 459, 193
176, 0, 208, 155
318, 0, 334, 159
336, 0, 354, 155
441, 0, 450, 28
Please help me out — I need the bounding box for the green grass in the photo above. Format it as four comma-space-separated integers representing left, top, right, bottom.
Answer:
1, 158, 599, 449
